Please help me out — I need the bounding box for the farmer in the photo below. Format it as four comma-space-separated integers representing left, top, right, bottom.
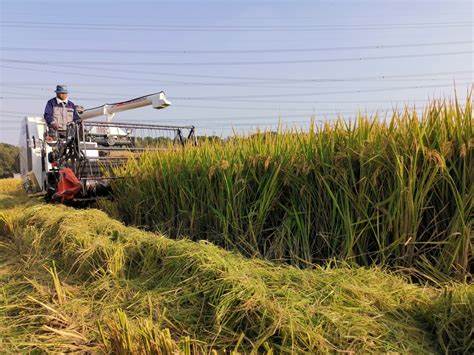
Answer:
43, 85, 81, 131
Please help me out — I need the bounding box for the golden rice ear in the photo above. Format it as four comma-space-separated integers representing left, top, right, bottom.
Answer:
220, 159, 230, 170
264, 156, 271, 171
460, 142, 467, 158
458, 138, 474, 159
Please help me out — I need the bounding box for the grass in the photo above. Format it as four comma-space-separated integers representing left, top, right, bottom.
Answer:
109, 96, 473, 281
0, 179, 472, 353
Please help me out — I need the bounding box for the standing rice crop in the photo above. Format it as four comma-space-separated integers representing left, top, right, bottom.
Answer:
110, 96, 473, 281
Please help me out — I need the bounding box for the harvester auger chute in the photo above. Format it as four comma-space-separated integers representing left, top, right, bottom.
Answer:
20, 92, 196, 204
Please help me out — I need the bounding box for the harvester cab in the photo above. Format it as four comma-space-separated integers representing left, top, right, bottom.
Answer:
19, 92, 196, 203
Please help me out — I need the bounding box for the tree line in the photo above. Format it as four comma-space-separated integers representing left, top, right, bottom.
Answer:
0, 143, 20, 178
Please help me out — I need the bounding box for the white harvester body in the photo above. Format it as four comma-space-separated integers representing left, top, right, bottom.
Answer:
18, 91, 192, 201
19, 116, 52, 192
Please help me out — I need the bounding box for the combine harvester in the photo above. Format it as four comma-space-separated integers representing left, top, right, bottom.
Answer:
19, 92, 195, 203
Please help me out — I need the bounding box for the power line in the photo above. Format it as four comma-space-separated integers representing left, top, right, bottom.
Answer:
2, 63, 471, 85
1, 21, 472, 32
0, 95, 121, 101
0, 104, 421, 117
0, 98, 437, 123
1, 77, 471, 98
0, 64, 188, 86
0, 98, 436, 112
3, 50, 472, 66
1, 40, 471, 54
173, 82, 472, 100
0, 103, 424, 120
0, 108, 424, 124
178, 96, 468, 105
2, 74, 472, 87
1, 81, 469, 101
1, 82, 468, 104
3, 20, 472, 27
177, 103, 430, 111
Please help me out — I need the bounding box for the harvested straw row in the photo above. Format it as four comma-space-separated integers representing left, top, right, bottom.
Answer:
0, 181, 472, 353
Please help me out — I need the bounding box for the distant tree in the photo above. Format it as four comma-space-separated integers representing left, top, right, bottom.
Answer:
196, 135, 223, 143
0, 143, 20, 178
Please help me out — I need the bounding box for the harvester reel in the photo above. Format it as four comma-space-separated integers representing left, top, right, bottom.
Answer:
45, 120, 196, 203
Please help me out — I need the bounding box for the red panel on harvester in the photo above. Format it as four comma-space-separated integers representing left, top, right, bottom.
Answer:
54, 168, 82, 202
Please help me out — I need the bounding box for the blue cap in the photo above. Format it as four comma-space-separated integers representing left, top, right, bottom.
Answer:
55, 85, 68, 94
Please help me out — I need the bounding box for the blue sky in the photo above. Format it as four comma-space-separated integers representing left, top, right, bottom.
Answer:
0, 0, 472, 144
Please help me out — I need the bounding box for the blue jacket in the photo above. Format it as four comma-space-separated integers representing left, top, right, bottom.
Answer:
44, 98, 81, 125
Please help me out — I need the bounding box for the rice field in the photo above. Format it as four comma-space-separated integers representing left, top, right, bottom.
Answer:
0, 95, 472, 353
0, 179, 472, 353
110, 97, 473, 282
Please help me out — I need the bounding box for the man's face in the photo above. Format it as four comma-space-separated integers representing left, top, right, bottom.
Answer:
57, 93, 68, 101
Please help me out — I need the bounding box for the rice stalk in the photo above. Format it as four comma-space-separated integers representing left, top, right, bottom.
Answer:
110, 95, 473, 281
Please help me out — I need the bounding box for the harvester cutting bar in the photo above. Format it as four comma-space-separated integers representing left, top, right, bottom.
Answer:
81, 147, 168, 151
84, 121, 195, 130
69, 119, 197, 185
91, 157, 131, 160
80, 121, 196, 148
79, 176, 124, 180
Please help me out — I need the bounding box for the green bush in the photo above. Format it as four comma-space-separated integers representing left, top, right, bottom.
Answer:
0, 143, 20, 178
